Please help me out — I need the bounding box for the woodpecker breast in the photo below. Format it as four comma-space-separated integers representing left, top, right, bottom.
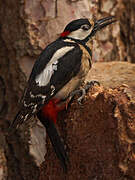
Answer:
55, 38, 92, 100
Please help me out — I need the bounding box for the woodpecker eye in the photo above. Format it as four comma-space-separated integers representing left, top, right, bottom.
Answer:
81, 24, 91, 31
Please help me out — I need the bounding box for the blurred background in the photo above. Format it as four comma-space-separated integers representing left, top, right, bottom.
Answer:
0, 0, 135, 179
0, 0, 135, 77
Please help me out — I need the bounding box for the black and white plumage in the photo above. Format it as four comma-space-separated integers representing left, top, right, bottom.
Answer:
9, 16, 116, 170
11, 39, 90, 128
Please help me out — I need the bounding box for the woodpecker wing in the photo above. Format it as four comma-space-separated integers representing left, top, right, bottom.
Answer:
10, 39, 82, 130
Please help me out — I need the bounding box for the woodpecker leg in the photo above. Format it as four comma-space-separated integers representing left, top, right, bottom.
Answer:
69, 80, 100, 104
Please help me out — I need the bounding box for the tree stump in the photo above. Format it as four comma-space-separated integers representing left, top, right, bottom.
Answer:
39, 85, 135, 180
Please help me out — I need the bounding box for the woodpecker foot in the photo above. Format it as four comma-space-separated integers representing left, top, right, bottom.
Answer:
69, 80, 100, 104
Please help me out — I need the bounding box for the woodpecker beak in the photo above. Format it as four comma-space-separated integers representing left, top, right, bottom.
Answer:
90, 16, 116, 38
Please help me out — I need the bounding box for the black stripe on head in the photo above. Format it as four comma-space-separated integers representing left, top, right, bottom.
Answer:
63, 19, 91, 32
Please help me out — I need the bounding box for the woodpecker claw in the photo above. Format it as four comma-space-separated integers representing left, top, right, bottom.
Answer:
77, 88, 86, 105
69, 80, 100, 105
68, 89, 82, 103
78, 80, 100, 104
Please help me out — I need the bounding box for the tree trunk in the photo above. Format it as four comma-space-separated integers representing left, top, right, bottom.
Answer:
118, 0, 135, 63
0, 1, 40, 179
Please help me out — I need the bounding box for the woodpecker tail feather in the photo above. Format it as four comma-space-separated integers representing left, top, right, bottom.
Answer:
37, 111, 69, 172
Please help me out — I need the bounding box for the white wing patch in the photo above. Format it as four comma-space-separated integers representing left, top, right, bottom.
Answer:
50, 85, 55, 96
30, 92, 46, 99
24, 101, 35, 107
35, 46, 74, 87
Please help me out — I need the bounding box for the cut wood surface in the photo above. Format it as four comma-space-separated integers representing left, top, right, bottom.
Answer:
40, 85, 135, 180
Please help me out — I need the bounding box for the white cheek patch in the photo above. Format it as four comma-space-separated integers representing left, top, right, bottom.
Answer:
68, 29, 92, 40
35, 46, 74, 87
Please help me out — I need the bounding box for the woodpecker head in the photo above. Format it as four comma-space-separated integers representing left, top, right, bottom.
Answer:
60, 16, 116, 42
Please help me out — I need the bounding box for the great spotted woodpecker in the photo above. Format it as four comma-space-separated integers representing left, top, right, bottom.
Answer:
9, 16, 116, 171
